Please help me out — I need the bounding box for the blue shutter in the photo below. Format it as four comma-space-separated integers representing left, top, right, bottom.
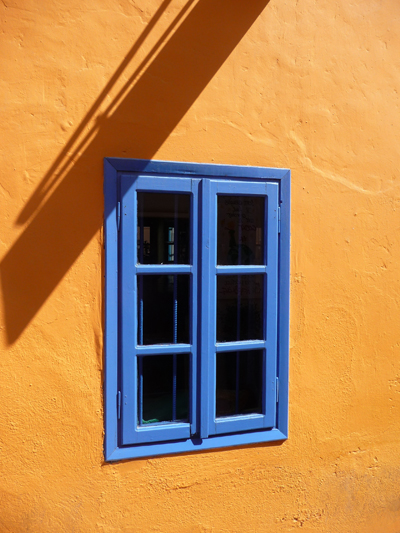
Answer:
120, 174, 199, 445
202, 180, 279, 437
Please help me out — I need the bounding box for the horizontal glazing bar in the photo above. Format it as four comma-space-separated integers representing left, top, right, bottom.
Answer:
213, 413, 269, 435
216, 266, 267, 275
215, 413, 265, 424
136, 421, 190, 432
136, 344, 192, 355
136, 264, 192, 274
215, 340, 266, 352
134, 176, 194, 192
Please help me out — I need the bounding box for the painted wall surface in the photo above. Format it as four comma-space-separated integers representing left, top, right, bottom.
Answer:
1, 0, 400, 531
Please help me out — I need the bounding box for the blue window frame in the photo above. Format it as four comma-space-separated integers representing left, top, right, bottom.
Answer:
104, 158, 290, 461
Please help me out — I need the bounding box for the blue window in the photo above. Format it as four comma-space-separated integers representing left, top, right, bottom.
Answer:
104, 158, 290, 461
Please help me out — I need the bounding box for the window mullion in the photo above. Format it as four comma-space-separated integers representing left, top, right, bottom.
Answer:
200, 177, 214, 439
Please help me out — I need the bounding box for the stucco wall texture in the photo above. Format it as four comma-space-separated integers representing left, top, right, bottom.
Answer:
1, 0, 400, 531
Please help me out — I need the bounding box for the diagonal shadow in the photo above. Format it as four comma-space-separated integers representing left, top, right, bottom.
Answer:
1, 0, 270, 344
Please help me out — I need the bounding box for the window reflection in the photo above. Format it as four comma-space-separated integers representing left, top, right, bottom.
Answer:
217, 275, 263, 342
138, 275, 190, 345
216, 350, 263, 417
137, 192, 190, 264
139, 354, 189, 425
217, 196, 264, 265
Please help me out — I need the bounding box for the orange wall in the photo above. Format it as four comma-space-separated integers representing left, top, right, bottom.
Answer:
1, 0, 400, 531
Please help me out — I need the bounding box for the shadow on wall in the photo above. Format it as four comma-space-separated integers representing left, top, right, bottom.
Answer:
0, 0, 270, 345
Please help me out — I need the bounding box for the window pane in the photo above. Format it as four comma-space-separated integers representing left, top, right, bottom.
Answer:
138, 275, 190, 345
216, 350, 263, 417
137, 192, 190, 264
217, 196, 264, 265
139, 354, 190, 425
217, 275, 263, 342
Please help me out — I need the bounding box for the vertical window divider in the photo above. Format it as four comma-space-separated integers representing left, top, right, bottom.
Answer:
190, 178, 199, 437
200, 177, 212, 439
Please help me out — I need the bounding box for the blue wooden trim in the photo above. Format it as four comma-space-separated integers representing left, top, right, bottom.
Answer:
103, 158, 290, 460
190, 179, 200, 435
135, 344, 192, 355
135, 265, 192, 274
264, 183, 279, 428
133, 423, 190, 444
120, 172, 198, 445
120, 174, 139, 444
105, 429, 288, 462
276, 170, 290, 437
106, 157, 289, 181
214, 413, 267, 435
206, 180, 279, 436
210, 179, 273, 195
215, 340, 266, 352
104, 159, 119, 459
216, 265, 267, 275
205, 180, 218, 437
124, 174, 195, 193
200, 178, 212, 438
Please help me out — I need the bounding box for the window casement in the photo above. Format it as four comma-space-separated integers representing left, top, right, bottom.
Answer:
104, 158, 290, 461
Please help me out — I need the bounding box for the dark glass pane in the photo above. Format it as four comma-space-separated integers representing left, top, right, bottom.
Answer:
217, 275, 263, 342
138, 275, 190, 345
217, 196, 264, 265
216, 350, 263, 417
139, 354, 190, 425
137, 192, 190, 264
